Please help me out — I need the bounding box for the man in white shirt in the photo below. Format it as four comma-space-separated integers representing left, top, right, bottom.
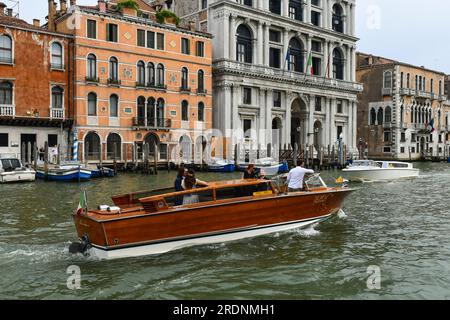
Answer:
286, 161, 315, 192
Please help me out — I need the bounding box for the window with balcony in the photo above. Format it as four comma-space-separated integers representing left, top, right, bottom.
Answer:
377, 108, 384, 125
311, 11, 321, 26
273, 91, 281, 108
289, 0, 303, 21
407, 73, 410, 88
157, 64, 165, 86
181, 38, 190, 55
87, 92, 97, 116
332, 4, 344, 33
198, 70, 205, 93
0, 81, 13, 106
147, 31, 155, 49
384, 131, 391, 142
157, 33, 165, 50
137, 29, 145, 47
182, 100, 189, 121
110, 94, 118, 118
288, 38, 303, 72
145, 63, 154, 86
269, 0, 281, 15
106, 23, 118, 42
332, 49, 344, 80
181, 67, 189, 90
196, 41, 205, 57
87, 19, 97, 39
198, 102, 205, 122
400, 72, 404, 89
137, 61, 146, 86
51, 86, 63, 110
244, 119, 252, 138
87, 54, 97, 81
51, 42, 63, 69
430, 79, 434, 93
383, 71, 392, 88
312, 57, 321, 76
385, 106, 392, 123
109, 57, 119, 84
236, 25, 253, 63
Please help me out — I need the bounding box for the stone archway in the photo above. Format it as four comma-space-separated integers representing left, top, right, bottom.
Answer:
290, 98, 308, 147
144, 132, 160, 159
84, 132, 101, 161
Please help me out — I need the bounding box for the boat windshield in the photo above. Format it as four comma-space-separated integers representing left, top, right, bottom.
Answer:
1, 159, 22, 172
376, 162, 410, 169
351, 160, 380, 168
305, 174, 328, 189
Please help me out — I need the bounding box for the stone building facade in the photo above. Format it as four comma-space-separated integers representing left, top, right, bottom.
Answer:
357, 53, 450, 160
163, 0, 362, 156
0, 3, 73, 160
54, 0, 213, 163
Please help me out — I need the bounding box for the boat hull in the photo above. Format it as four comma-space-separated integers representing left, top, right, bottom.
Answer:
207, 163, 235, 173
36, 169, 91, 181
73, 189, 351, 259
0, 171, 36, 183
342, 168, 420, 182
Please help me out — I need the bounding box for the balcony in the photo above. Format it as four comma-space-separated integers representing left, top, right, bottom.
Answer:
0, 56, 14, 64
107, 78, 121, 86
132, 117, 171, 130
383, 122, 392, 129
399, 88, 411, 96
136, 81, 146, 88
147, 83, 167, 91
400, 122, 408, 130
85, 76, 100, 84
0, 104, 15, 116
439, 94, 447, 101
417, 91, 431, 99
180, 86, 191, 94
197, 88, 207, 95
214, 60, 363, 93
50, 108, 64, 119
50, 63, 65, 71
413, 123, 426, 130
382, 88, 393, 96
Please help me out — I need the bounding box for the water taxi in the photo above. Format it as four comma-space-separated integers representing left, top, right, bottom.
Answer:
342, 160, 420, 182
70, 175, 353, 259
0, 155, 35, 183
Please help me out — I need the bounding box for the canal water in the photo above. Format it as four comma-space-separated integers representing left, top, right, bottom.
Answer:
1, 162, 449, 299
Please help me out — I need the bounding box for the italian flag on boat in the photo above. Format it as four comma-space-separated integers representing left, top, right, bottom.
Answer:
306, 51, 314, 75
76, 190, 88, 215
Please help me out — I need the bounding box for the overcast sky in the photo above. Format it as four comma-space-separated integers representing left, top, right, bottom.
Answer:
12, 0, 450, 74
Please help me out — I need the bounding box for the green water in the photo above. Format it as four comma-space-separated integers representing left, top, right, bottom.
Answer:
1, 163, 450, 299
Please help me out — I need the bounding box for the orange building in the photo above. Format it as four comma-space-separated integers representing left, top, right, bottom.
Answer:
0, 2, 73, 160
54, 0, 213, 163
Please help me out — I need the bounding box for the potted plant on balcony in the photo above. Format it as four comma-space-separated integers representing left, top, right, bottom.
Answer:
116, 0, 139, 16
155, 9, 180, 26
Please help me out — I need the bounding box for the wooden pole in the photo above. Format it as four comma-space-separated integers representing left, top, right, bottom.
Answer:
57, 144, 61, 165
33, 143, 38, 169
113, 142, 118, 174
44, 141, 49, 178
293, 143, 298, 167
124, 143, 128, 171
84, 142, 89, 167
153, 142, 158, 175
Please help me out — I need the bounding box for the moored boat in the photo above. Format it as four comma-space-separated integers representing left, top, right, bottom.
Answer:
36, 164, 91, 181
207, 157, 235, 173
70, 175, 353, 259
342, 160, 420, 182
0, 156, 36, 183
238, 158, 289, 177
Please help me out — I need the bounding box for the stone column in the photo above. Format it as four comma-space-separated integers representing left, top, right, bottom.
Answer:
229, 14, 237, 61
330, 98, 336, 144
232, 84, 241, 130
323, 39, 329, 78
283, 28, 290, 69
265, 89, 273, 132
323, 0, 329, 29
309, 95, 315, 145
223, 13, 230, 60
352, 100, 357, 149
304, 34, 311, 73
285, 92, 292, 147
351, 45, 356, 82
324, 97, 330, 146
264, 22, 270, 65
258, 22, 264, 65
223, 85, 232, 132
306, 0, 312, 24
283, 0, 290, 18
349, 3, 355, 36
346, 100, 352, 146
345, 45, 351, 81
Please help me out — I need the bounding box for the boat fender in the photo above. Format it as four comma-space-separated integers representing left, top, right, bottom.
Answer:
69, 235, 92, 256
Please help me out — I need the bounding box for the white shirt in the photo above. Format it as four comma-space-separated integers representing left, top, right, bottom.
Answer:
287, 166, 315, 189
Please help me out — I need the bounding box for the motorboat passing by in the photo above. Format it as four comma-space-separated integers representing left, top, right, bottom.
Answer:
342, 160, 420, 182
238, 157, 289, 177
70, 175, 353, 259
0, 155, 36, 183
206, 157, 235, 173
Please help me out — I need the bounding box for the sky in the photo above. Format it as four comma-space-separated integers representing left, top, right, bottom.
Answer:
11, 0, 450, 74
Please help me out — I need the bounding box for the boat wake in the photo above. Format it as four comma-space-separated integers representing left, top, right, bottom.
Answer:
337, 209, 348, 219
294, 223, 321, 238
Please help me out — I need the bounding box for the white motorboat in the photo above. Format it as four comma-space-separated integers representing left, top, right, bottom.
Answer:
0, 155, 36, 183
342, 160, 420, 182
238, 157, 289, 177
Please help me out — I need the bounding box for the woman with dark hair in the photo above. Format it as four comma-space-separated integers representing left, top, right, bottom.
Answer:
181, 169, 208, 205
174, 166, 188, 206
243, 164, 264, 179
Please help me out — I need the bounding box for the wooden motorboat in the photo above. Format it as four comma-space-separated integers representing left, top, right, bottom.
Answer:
70, 175, 353, 259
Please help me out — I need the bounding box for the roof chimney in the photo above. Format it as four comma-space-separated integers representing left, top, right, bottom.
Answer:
6, 8, 12, 16
48, 0, 57, 31
0, 2, 6, 15
98, 0, 107, 13
33, 19, 40, 27
189, 21, 196, 32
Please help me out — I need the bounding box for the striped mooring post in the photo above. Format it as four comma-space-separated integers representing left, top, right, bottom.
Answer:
73, 129, 78, 162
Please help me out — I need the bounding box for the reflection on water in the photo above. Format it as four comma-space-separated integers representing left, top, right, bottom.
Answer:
1, 162, 450, 299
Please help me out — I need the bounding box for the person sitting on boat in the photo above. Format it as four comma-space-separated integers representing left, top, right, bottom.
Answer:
286, 161, 315, 192
174, 167, 188, 205
181, 170, 209, 205
243, 164, 265, 180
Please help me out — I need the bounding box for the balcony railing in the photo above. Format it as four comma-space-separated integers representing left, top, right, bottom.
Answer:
136, 81, 146, 88
214, 60, 363, 93
417, 91, 431, 99
439, 94, 448, 101
197, 88, 207, 95
0, 56, 14, 64
107, 78, 121, 86
50, 108, 64, 119
86, 76, 100, 83
0, 104, 15, 116
413, 123, 426, 130
382, 88, 392, 96
383, 122, 392, 129
132, 117, 171, 129
51, 63, 65, 70
399, 88, 411, 96
147, 83, 167, 90
400, 122, 408, 130
180, 86, 191, 93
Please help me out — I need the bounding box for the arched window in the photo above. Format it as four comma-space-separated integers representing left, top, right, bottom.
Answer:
156, 64, 165, 86
377, 108, 384, 125
0, 34, 13, 63
385, 106, 392, 123
384, 71, 392, 89
157, 98, 165, 127
0, 81, 13, 105
137, 61, 145, 85
51, 42, 63, 69
332, 49, 344, 80
109, 57, 118, 82
147, 63, 155, 86
181, 100, 189, 121
198, 70, 205, 93
84, 132, 101, 161
87, 54, 97, 80
107, 133, 121, 160
411, 106, 415, 123
332, 4, 344, 33
370, 107, 376, 125
236, 25, 253, 63
137, 96, 146, 126
288, 38, 304, 72
87, 92, 97, 116
147, 97, 156, 126
198, 102, 205, 122
181, 67, 189, 90
51, 86, 63, 109
110, 94, 118, 117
